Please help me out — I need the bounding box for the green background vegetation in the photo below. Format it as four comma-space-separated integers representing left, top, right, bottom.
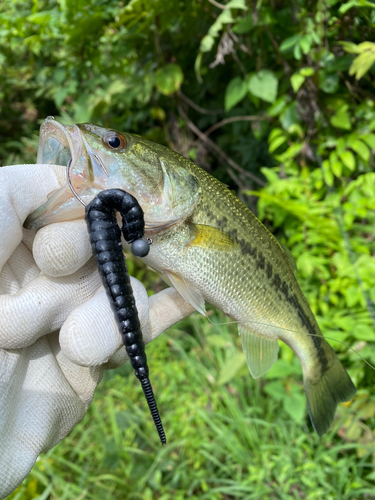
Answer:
1, 0, 375, 498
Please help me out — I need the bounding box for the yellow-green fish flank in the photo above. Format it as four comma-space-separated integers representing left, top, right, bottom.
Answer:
25, 117, 356, 436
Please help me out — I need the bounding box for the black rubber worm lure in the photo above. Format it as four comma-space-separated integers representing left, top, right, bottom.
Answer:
85, 188, 166, 445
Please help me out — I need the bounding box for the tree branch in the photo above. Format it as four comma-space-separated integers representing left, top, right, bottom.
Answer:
203, 115, 269, 137
178, 91, 224, 115
178, 106, 266, 187
207, 0, 229, 9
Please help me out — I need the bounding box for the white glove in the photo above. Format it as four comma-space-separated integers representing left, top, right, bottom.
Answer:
0, 164, 195, 500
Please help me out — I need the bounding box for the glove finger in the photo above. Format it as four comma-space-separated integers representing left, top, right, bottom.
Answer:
60, 277, 149, 367
148, 287, 195, 338
0, 258, 101, 349
0, 335, 97, 500
33, 220, 92, 277
0, 263, 22, 295
0, 164, 65, 273
48, 331, 104, 407
7, 241, 40, 288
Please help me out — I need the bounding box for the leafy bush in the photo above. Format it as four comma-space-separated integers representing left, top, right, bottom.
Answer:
1, 0, 375, 497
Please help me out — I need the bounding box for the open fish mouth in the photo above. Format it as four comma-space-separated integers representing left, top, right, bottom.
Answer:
37, 116, 75, 167
24, 117, 108, 229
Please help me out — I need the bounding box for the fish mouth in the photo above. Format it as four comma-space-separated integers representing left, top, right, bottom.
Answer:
37, 116, 76, 167
24, 117, 108, 229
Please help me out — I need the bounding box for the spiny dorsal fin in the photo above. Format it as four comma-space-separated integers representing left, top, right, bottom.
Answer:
238, 325, 279, 378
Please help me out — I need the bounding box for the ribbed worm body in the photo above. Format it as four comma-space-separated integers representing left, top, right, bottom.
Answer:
85, 189, 166, 444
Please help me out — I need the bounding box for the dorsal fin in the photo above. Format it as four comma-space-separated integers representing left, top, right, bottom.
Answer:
278, 241, 298, 275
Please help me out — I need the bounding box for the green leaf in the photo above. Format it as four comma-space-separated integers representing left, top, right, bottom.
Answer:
330, 107, 351, 130
339, 40, 361, 54
340, 150, 356, 171
155, 64, 184, 96
339, 0, 375, 14
267, 96, 289, 117
362, 133, 375, 149
322, 159, 334, 186
349, 48, 375, 80
208, 10, 234, 37
206, 335, 230, 348
280, 34, 301, 52
353, 324, 375, 341
319, 72, 339, 94
264, 380, 285, 401
280, 102, 298, 130
268, 127, 284, 142
248, 70, 278, 103
329, 152, 343, 177
226, 0, 247, 9
300, 67, 314, 77
232, 13, 253, 34
291, 73, 305, 93
300, 35, 312, 54
283, 390, 306, 423
265, 359, 301, 379
224, 77, 248, 111
349, 139, 370, 161
293, 43, 302, 60
275, 143, 303, 162
218, 352, 246, 385
269, 135, 287, 153
200, 35, 215, 53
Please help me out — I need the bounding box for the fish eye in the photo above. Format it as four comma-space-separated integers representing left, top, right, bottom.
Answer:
104, 132, 127, 150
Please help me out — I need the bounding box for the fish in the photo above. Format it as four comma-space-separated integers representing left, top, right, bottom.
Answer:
25, 116, 356, 436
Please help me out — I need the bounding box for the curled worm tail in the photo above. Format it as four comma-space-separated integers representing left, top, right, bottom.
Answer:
85, 188, 166, 445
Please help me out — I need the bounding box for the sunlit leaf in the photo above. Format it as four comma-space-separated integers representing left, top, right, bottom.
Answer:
348, 139, 370, 162
283, 390, 306, 423
248, 70, 278, 103
155, 64, 184, 96
225, 76, 248, 111
218, 352, 246, 385
291, 73, 305, 93
340, 150, 356, 171
331, 107, 351, 130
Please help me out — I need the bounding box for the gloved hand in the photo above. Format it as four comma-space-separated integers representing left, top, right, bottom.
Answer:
0, 164, 195, 500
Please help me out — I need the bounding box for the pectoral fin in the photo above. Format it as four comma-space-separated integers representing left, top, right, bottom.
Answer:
238, 325, 279, 378
186, 224, 237, 251
164, 271, 206, 316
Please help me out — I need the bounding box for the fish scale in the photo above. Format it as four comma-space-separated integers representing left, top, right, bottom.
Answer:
25, 117, 357, 437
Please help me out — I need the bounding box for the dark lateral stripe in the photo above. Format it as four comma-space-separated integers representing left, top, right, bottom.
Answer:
237, 235, 329, 376
270, 271, 329, 375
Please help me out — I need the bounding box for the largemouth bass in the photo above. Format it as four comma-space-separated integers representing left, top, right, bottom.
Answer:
25, 117, 356, 436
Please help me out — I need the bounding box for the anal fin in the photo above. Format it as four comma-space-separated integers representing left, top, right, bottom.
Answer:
238, 325, 279, 378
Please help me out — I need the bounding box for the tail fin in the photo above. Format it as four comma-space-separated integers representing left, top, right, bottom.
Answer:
304, 357, 356, 436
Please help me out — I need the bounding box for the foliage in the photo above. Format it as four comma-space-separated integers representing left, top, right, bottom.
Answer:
8, 313, 375, 500
1, 0, 375, 497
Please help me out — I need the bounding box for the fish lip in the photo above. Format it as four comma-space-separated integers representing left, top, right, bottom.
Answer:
37, 116, 78, 167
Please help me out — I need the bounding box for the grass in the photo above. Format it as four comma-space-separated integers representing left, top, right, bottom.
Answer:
8, 310, 375, 500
